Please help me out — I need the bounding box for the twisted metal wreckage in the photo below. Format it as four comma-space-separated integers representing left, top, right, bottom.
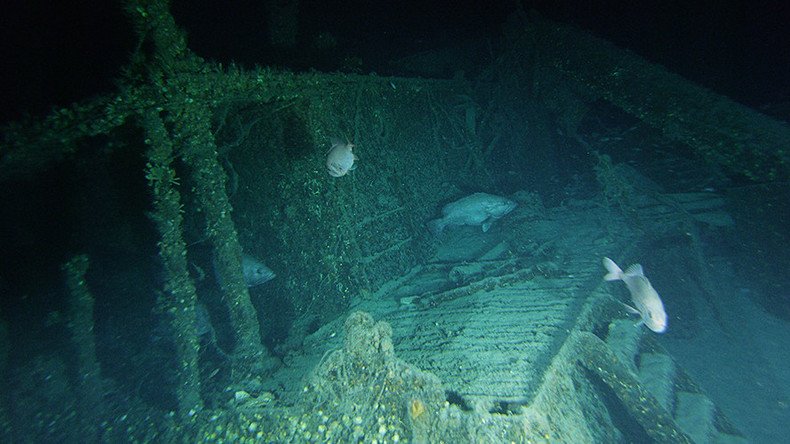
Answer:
1, 0, 787, 441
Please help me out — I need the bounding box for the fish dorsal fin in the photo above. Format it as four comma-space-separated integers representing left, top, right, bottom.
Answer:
328, 137, 347, 154
621, 302, 641, 315
624, 264, 644, 277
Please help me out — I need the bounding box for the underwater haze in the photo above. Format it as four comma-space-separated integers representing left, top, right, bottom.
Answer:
1, 1, 788, 442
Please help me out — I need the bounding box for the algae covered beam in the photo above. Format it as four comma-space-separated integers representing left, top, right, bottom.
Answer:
174, 100, 273, 378
527, 14, 790, 182
133, 0, 271, 378
569, 331, 692, 444
62, 254, 106, 441
142, 109, 204, 416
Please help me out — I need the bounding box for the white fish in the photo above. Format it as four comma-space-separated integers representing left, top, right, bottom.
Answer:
326, 137, 357, 177
427, 192, 517, 234
602, 257, 667, 333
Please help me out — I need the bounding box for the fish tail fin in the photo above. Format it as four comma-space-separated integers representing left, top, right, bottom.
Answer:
427, 218, 445, 235
602, 257, 623, 281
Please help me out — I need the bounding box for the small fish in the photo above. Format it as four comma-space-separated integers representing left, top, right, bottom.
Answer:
241, 254, 276, 287
214, 253, 275, 288
326, 137, 358, 177
602, 257, 667, 333
427, 192, 517, 235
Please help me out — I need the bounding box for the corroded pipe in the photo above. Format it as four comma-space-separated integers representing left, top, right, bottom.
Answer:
142, 110, 204, 416
62, 254, 105, 440
174, 102, 271, 378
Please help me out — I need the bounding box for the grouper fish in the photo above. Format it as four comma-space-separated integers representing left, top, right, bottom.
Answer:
326, 137, 357, 177
214, 253, 276, 288
427, 192, 517, 235
602, 257, 667, 333
240, 254, 276, 287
